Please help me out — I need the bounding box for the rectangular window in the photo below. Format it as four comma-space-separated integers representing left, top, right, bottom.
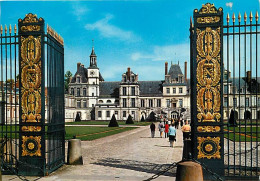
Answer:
123, 87, 127, 96
173, 88, 176, 94
131, 87, 135, 96
224, 85, 228, 94
106, 111, 110, 117
92, 104, 94, 107
166, 88, 170, 94
149, 99, 153, 107
224, 97, 228, 107
115, 111, 118, 115
77, 100, 81, 108
131, 98, 135, 107
258, 98, 260, 107
123, 111, 126, 117
179, 99, 183, 107
77, 77, 80, 83
77, 88, 80, 97
179, 88, 183, 93
246, 98, 249, 107
71, 88, 74, 95
141, 99, 145, 107
98, 111, 102, 118
92, 93, 94, 97
157, 99, 161, 107
233, 98, 237, 108
166, 99, 170, 107
83, 88, 86, 96
83, 101, 87, 108
123, 76, 127, 82
131, 76, 135, 82
123, 98, 127, 107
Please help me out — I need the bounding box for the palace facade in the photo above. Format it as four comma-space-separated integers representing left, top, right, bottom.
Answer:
65, 47, 191, 122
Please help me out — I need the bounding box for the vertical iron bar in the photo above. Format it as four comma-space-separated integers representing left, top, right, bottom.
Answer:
232, 20, 236, 175
249, 16, 253, 177
244, 18, 247, 175
238, 19, 242, 176
14, 30, 17, 165
5, 28, 8, 161
9, 26, 13, 167
227, 19, 230, 176
0, 29, 3, 151
256, 15, 258, 175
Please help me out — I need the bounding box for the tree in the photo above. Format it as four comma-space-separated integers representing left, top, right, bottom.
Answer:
108, 114, 119, 127
147, 111, 156, 122
228, 110, 237, 127
140, 115, 145, 122
75, 112, 81, 122
65, 71, 73, 93
126, 114, 134, 124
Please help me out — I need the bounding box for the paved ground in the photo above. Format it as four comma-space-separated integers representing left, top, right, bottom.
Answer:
3, 124, 184, 181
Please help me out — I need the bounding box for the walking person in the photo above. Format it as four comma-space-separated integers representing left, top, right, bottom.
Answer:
168, 124, 176, 147
158, 121, 164, 138
182, 120, 191, 140
150, 122, 156, 138
164, 122, 169, 138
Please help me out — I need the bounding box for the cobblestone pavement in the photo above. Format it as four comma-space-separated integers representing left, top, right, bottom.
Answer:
3, 124, 184, 181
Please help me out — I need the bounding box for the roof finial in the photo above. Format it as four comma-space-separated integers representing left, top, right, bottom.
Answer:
92, 39, 94, 49
178, 60, 179, 65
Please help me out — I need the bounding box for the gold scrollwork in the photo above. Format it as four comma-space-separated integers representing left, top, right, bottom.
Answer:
199, 3, 218, 14
196, 27, 221, 122
21, 35, 42, 123
22, 136, 41, 157
197, 137, 221, 159
197, 126, 220, 132
21, 25, 40, 32
22, 13, 39, 23
197, 16, 220, 24
21, 126, 42, 132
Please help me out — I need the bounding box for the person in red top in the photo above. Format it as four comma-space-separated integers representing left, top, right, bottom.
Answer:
164, 122, 169, 138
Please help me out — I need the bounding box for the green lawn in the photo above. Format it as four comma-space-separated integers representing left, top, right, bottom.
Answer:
224, 126, 260, 142
65, 126, 137, 141
65, 121, 151, 126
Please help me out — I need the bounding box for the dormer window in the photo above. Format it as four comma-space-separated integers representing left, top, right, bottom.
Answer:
76, 77, 81, 83
123, 76, 127, 82
131, 76, 135, 82
107, 100, 112, 103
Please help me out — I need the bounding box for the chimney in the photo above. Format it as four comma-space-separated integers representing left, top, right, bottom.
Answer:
185, 61, 187, 82
247, 71, 251, 82
127, 67, 131, 81
77, 63, 81, 71
165, 62, 168, 75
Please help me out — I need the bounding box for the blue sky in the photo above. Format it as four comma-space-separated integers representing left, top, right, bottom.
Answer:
1, 0, 260, 81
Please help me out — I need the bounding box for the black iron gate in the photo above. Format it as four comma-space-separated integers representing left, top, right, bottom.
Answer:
0, 13, 65, 176
190, 3, 260, 180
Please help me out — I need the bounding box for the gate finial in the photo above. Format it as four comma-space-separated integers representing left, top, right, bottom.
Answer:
0, 25, 2, 34
9, 24, 12, 34
249, 11, 253, 22
226, 13, 230, 23
244, 12, 247, 22
5, 25, 7, 34
14, 24, 17, 34
256, 11, 259, 22
232, 13, 236, 23
238, 12, 241, 22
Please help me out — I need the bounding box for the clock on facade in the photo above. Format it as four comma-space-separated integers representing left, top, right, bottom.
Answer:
90, 70, 95, 76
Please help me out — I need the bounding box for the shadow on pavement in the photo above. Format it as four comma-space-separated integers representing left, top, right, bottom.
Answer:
92, 158, 176, 177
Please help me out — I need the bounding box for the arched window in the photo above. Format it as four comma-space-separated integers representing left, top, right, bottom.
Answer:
98, 100, 103, 103
107, 100, 112, 103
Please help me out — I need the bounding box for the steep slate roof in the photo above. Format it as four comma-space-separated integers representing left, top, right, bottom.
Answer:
168, 64, 183, 80
139, 81, 163, 96
99, 81, 120, 98
70, 64, 104, 83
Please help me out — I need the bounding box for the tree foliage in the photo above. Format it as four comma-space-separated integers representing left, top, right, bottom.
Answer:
126, 114, 134, 124
140, 115, 145, 122
65, 71, 73, 93
108, 114, 119, 127
75, 112, 81, 122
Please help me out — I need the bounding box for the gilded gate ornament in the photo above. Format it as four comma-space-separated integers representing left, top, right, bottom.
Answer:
22, 136, 41, 156
21, 35, 42, 123
197, 137, 221, 159
196, 27, 221, 122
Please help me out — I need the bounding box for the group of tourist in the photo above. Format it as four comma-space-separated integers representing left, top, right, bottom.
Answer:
149, 119, 191, 147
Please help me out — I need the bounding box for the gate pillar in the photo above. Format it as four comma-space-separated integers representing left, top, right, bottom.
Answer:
18, 14, 46, 175
190, 3, 224, 179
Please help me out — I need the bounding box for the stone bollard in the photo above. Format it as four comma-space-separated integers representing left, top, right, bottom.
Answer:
67, 139, 83, 165
176, 161, 203, 181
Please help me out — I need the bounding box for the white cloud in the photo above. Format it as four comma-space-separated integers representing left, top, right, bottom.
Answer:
71, 2, 89, 21
131, 43, 190, 62
85, 14, 140, 42
226, 2, 233, 9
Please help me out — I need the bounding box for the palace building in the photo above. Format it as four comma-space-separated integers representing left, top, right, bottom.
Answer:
65, 47, 191, 122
